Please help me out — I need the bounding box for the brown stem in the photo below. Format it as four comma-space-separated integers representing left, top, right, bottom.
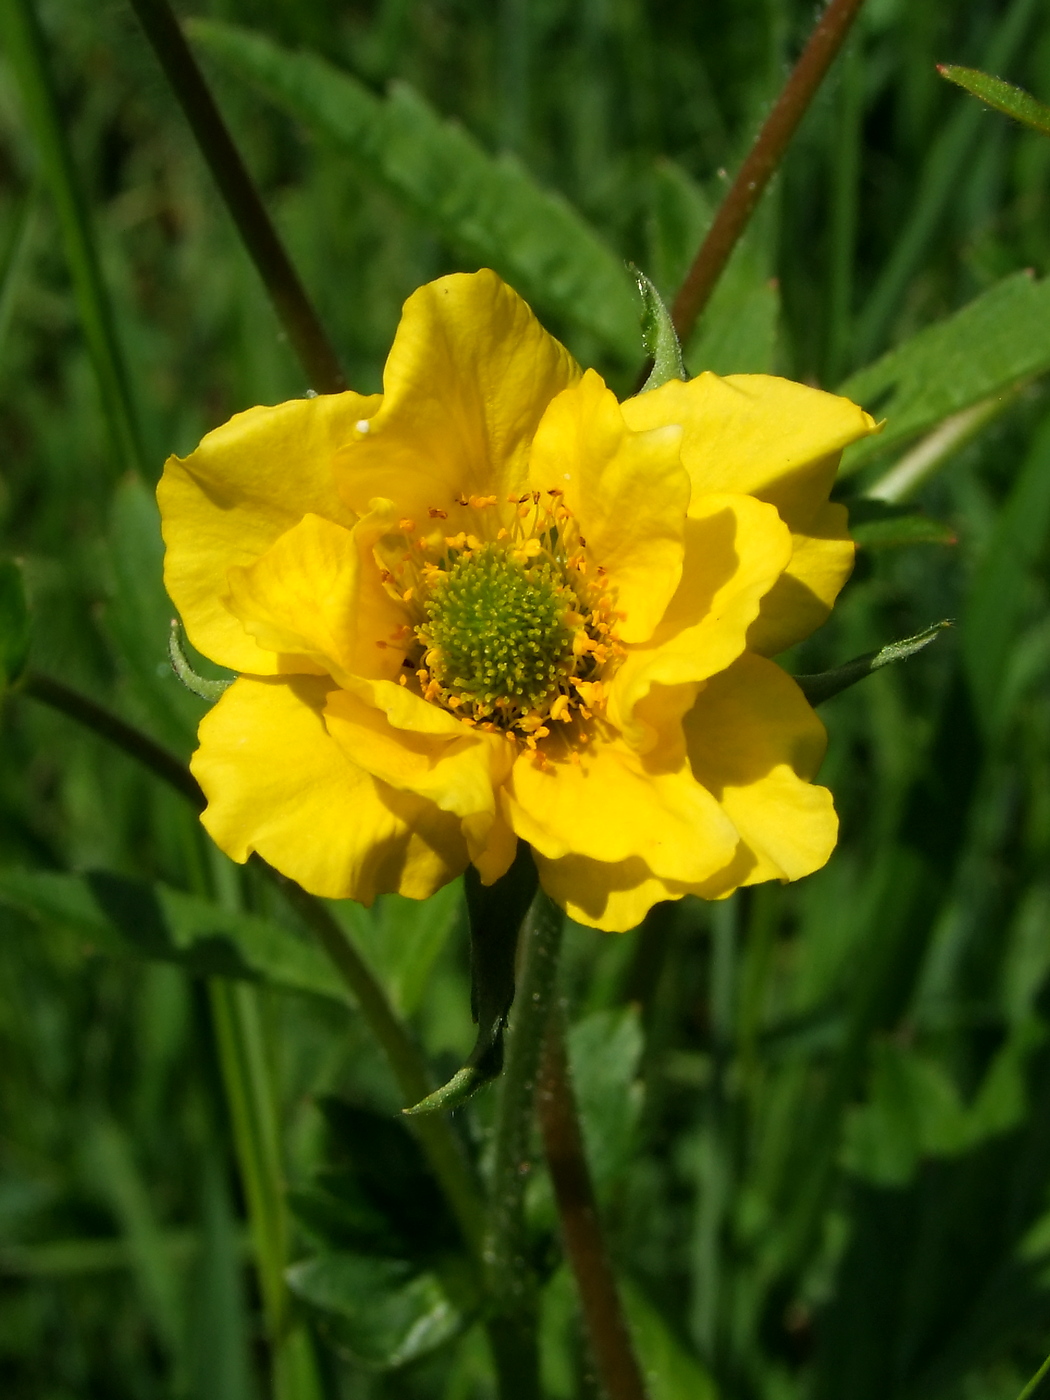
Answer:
127, 0, 346, 394
538, 1007, 649, 1400
671, 0, 867, 345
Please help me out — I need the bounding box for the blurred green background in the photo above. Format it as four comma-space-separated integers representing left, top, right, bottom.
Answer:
4, 0, 1050, 1396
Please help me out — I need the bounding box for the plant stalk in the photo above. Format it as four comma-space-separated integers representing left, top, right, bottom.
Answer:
127, 0, 345, 394
671, 0, 866, 346
485, 889, 565, 1399
538, 1006, 649, 1400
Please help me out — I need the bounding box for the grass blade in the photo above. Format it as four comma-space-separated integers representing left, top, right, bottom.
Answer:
0, 0, 145, 476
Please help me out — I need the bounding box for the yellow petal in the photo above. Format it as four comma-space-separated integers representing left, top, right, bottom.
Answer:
684, 653, 837, 887
324, 686, 510, 824
333, 270, 580, 522
527, 370, 687, 642
607, 493, 791, 751
533, 844, 755, 933
504, 729, 738, 886
223, 507, 405, 685
159, 392, 378, 672
192, 675, 466, 902
472, 809, 519, 886
621, 373, 876, 653
746, 501, 854, 656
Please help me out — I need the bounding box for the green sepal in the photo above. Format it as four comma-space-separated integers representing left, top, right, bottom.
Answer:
848, 500, 958, 550
938, 64, 1050, 139
793, 622, 951, 708
404, 845, 537, 1115
0, 558, 31, 691
631, 264, 686, 393
168, 618, 233, 701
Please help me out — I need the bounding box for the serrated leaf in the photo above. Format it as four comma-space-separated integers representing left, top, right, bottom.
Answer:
0, 557, 30, 689
848, 500, 957, 550
0, 868, 348, 1003
939, 64, 1050, 138
188, 19, 638, 362
839, 272, 1050, 476
286, 1253, 464, 1369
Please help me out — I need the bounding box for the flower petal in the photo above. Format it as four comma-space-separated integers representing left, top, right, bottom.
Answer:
193, 676, 467, 901
223, 507, 405, 684
607, 493, 791, 751
684, 653, 837, 887
159, 392, 377, 672
527, 370, 688, 643
533, 845, 755, 933
324, 686, 511, 825
504, 729, 738, 886
334, 270, 580, 522
621, 373, 876, 653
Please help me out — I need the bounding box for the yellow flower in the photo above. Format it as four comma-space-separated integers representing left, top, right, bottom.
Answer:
158, 270, 876, 932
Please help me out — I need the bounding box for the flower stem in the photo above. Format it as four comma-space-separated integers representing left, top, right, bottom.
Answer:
538, 1005, 649, 1400
670, 0, 867, 346
17, 673, 482, 1264
0, 0, 145, 476
485, 889, 565, 1398
126, 0, 346, 394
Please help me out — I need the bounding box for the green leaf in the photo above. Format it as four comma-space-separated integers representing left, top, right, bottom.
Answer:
847, 500, 957, 550
619, 1279, 719, 1400
939, 64, 1050, 138
286, 1253, 464, 1369
964, 408, 1050, 733
0, 868, 349, 1004
631, 265, 685, 392
310, 1098, 459, 1260
569, 1007, 644, 1193
188, 19, 638, 362
839, 271, 1050, 476
334, 881, 463, 1020
793, 622, 951, 707
0, 558, 30, 689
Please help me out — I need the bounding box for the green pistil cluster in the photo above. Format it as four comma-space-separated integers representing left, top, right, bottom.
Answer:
420, 544, 574, 720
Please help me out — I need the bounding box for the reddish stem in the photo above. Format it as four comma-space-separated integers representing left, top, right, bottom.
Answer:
671, 0, 867, 344
538, 1009, 649, 1400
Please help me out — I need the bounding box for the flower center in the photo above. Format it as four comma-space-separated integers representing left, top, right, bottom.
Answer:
420, 545, 574, 720
378, 490, 625, 747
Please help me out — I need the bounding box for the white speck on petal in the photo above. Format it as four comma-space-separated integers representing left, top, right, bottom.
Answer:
356, 419, 371, 433
563, 472, 571, 480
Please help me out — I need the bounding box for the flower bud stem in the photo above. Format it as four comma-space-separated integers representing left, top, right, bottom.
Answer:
486, 888, 565, 1398
538, 1006, 650, 1400
127, 0, 346, 394
671, 0, 867, 346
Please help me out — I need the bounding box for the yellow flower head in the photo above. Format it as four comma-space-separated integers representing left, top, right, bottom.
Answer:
158, 270, 876, 931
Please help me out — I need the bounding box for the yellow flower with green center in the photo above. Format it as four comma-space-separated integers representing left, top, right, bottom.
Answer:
158, 270, 876, 931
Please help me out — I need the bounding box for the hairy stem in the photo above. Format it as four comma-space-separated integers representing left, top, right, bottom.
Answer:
538, 1006, 649, 1400
18, 673, 482, 1263
671, 0, 866, 345
485, 890, 565, 1399
127, 0, 345, 394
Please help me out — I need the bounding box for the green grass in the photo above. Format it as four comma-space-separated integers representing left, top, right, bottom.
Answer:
4, 0, 1050, 1397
